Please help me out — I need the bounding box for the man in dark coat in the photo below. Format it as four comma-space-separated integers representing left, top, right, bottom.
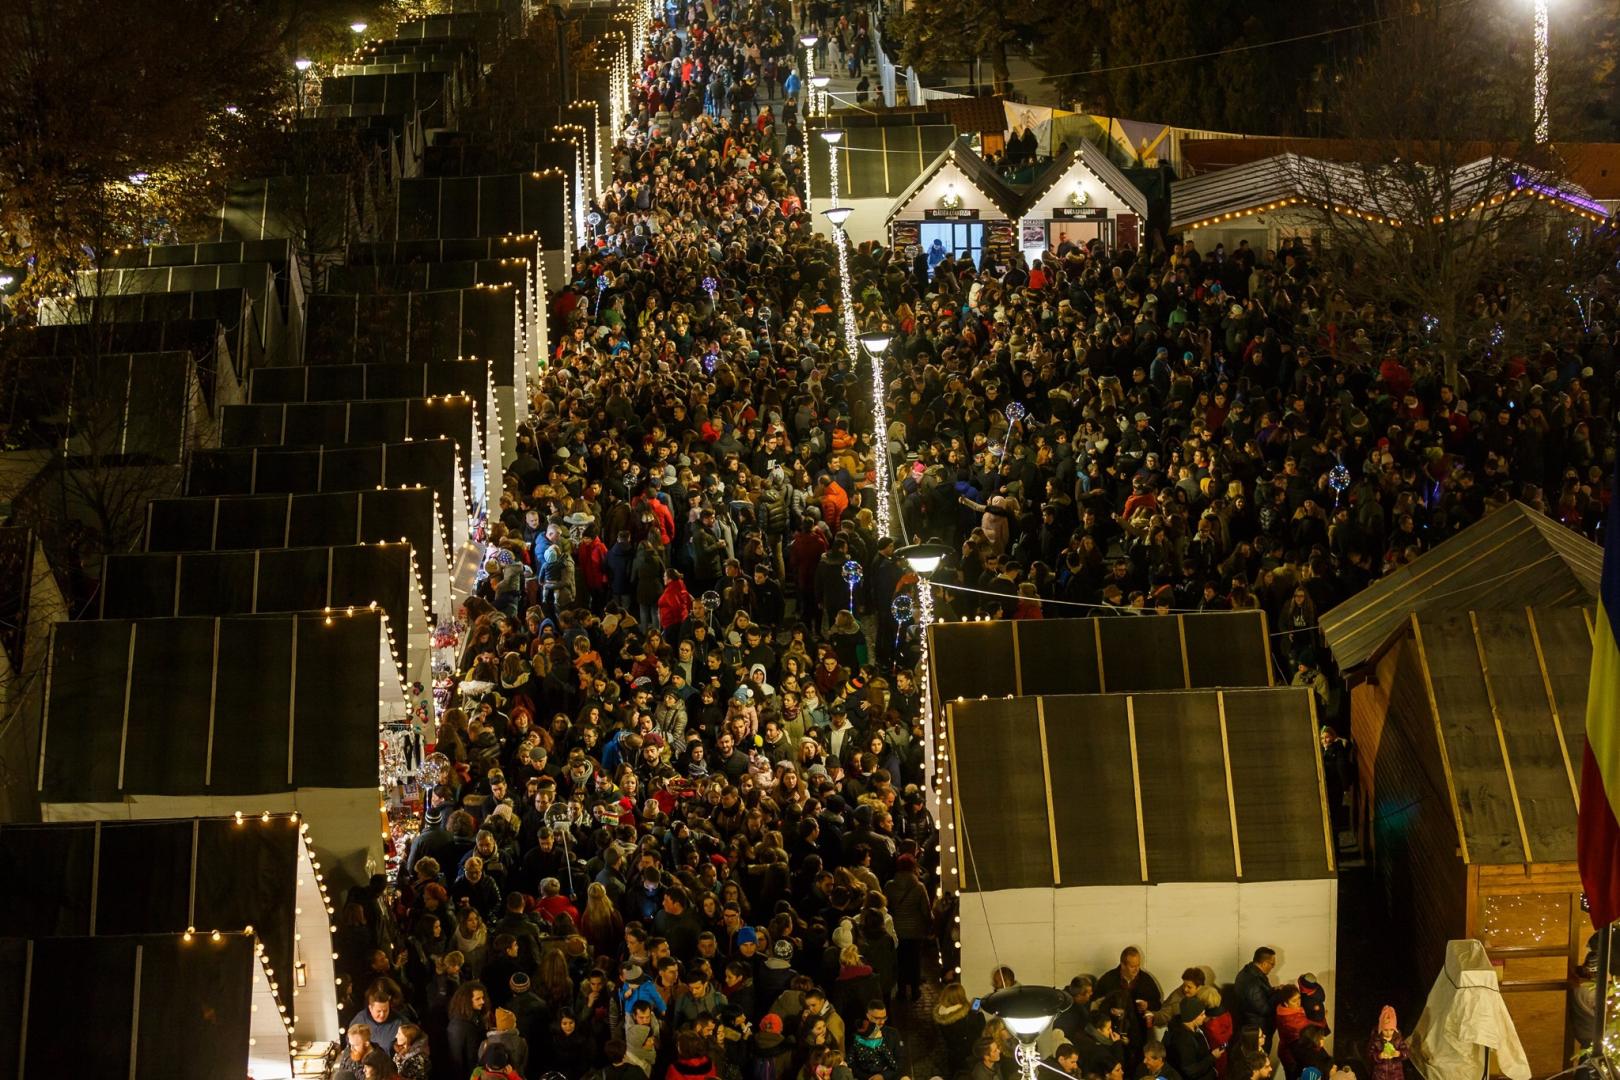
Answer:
1093, 946, 1163, 1070
1164, 999, 1218, 1080
1233, 947, 1277, 1046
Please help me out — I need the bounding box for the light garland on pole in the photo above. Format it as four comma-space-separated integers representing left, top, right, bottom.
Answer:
858, 331, 894, 537
799, 35, 818, 209
820, 127, 843, 207
896, 543, 951, 819
821, 205, 859, 368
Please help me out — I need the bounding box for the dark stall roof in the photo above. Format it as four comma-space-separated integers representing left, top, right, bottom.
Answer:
38, 611, 399, 803
1399, 606, 1591, 865
98, 543, 427, 668
38, 287, 267, 356
212, 174, 358, 250
346, 235, 541, 265
184, 439, 468, 550
930, 610, 1274, 702
0, 352, 200, 463
249, 359, 491, 405
0, 816, 310, 1017
217, 398, 484, 503
947, 688, 1334, 890
1320, 501, 1600, 671
318, 70, 460, 128
392, 172, 569, 248
74, 263, 282, 326
394, 10, 514, 52
0, 934, 256, 1080
247, 362, 497, 469
143, 488, 449, 612
24, 318, 242, 383
325, 256, 533, 296
304, 286, 520, 384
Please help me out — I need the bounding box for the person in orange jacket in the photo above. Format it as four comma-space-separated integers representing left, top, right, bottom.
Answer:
817, 474, 849, 531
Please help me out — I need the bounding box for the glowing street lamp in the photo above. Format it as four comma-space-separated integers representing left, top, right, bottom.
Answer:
819, 127, 845, 206
986, 985, 1071, 1080
293, 57, 313, 119
798, 35, 819, 212
809, 74, 830, 117
897, 541, 953, 814
349, 20, 368, 34
859, 331, 894, 537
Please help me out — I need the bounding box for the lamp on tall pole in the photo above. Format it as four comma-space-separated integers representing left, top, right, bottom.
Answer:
293, 57, 313, 119
1534, 0, 1550, 143
798, 34, 819, 211
809, 73, 830, 117
858, 331, 894, 537
896, 541, 952, 815
819, 126, 844, 206
985, 986, 1071, 1080
821, 204, 859, 363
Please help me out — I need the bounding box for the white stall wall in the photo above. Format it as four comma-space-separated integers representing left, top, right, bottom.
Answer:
960, 880, 1338, 1036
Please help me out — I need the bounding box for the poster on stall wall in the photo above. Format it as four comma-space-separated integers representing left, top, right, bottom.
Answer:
1021, 220, 1047, 248
985, 219, 1016, 267
892, 220, 921, 260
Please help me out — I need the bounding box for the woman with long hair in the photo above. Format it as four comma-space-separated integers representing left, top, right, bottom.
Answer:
581, 880, 625, 958
536, 947, 576, 1012
444, 981, 488, 1080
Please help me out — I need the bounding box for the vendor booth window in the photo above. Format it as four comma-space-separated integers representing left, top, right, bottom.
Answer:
1051, 220, 1113, 253
920, 221, 983, 273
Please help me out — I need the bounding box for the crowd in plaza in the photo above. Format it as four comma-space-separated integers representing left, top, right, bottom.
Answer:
316, 0, 1617, 1076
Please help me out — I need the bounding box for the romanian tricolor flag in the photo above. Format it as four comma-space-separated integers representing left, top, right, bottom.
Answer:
1580, 481, 1620, 928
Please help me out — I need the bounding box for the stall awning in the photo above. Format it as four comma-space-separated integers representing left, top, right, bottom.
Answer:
37, 610, 402, 803
0, 934, 270, 1080
185, 439, 469, 553
948, 688, 1335, 890
930, 610, 1274, 702
1321, 501, 1600, 671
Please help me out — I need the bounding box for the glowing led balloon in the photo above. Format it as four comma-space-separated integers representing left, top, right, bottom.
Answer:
842, 559, 863, 611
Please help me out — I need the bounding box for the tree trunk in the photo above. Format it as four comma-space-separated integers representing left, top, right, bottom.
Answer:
991, 39, 1009, 96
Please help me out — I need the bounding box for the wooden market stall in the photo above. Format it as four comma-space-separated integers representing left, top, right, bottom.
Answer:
947, 688, 1337, 1018
1332, 604, 1595, 1075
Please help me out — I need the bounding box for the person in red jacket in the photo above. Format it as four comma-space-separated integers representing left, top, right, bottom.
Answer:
658, 569, 693, 632
577, 527, 610, 603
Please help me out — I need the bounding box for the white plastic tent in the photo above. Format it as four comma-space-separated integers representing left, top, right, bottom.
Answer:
1412, 940, 1531, 1080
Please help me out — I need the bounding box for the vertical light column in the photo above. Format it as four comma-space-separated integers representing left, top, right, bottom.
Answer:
858, 331, 894, 538
1534, 0, 1550, 143
799, 34, 819, 211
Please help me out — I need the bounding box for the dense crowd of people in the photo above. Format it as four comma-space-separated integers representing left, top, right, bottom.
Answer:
316, 0, 1619, 1076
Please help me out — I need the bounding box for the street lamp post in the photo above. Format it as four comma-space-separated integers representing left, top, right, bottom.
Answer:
819, 126, 844, 207
896, 541, 953, 815
1534, 0, 1549, 143
858, 330, 894, 537
809, 73, 830, 118
985, 985, 1072, 1080
798, 34, 818, 211
821, 204, 859, 366
294, 57, 313, 119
